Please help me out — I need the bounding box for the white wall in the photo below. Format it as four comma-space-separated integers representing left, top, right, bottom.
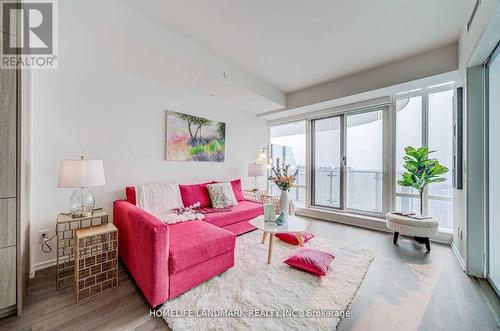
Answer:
29, 1, 267, 271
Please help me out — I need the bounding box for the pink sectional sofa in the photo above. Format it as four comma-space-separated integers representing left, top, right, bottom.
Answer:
114, 180, 263, 307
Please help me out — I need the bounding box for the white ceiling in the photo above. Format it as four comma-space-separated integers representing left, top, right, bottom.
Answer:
122, 0, 472, 93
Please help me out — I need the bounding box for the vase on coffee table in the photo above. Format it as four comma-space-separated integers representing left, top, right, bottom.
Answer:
268, 158, 297, 222
279, 190, 288, 221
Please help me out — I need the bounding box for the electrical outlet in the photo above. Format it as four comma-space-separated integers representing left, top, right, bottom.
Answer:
38, 230, 49, 243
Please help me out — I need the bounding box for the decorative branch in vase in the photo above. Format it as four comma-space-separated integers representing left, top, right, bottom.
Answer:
397, 146, 449, 216
268, 158, 298, 223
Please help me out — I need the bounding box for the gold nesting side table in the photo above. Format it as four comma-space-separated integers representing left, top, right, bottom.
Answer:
56, 210, 109, 290
74, 223, 118, 302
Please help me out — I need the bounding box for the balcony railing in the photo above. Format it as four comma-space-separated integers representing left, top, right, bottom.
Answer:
313, 167, 383, 213
270, 167, 383, 212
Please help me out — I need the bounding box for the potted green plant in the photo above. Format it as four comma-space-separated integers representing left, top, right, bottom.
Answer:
397, 146, 449, 215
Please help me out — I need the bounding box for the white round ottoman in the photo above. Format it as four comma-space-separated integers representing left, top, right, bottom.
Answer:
386, 213, 439, 252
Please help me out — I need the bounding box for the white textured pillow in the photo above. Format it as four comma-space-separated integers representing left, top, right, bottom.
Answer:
136, 182, 183, 219
206, 182, 237, 208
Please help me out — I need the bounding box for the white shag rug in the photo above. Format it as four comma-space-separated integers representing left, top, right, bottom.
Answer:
160, 230, 374, 331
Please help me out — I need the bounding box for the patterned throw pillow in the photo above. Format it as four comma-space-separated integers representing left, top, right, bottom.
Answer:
206, 182, 238, 208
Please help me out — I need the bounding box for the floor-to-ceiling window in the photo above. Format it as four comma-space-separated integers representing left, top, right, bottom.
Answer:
428, 89, 454, 229
395, 85, 454, 230
267, 82, 455, 232
395, 95, 422, 214
269, 121, 306, 207
487, 44, 500, 295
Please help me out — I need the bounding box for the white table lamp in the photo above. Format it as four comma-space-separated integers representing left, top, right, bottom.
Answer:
248, 163, 265, 191
58, 156, 105, 218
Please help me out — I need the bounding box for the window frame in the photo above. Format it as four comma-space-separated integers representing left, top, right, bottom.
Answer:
310, 113, 345, 210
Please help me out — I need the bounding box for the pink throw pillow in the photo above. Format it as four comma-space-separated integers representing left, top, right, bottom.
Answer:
275, 232, 315, 245
179, 183, 212, 208
125, 186, 137, 205
230, 179, 245, 201
284, 248, 335, 276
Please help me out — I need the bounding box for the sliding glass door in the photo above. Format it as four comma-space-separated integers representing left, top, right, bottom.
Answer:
346, 111, 384, 213
487, 44, 500, 295
312, 116, 342, 208
312, 108, 386, 216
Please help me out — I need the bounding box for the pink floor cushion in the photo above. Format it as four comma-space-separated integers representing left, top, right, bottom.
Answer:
284, 248, 335, 276
168, 221, 235, 274
275, 232, 315, 245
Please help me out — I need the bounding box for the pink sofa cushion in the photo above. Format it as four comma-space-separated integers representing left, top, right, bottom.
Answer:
230, 179, 245, 201
126, 186, 137, 205
276, 232, 315, 245
222, 220, 256, 236
284, 248, 335, 276
169, 250, 234, 299
168, 221, 235, 274
203, 200, 263, 228
179, 183, 212, 208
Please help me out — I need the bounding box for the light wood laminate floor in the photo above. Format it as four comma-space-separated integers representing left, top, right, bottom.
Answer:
0, 218, 498, 331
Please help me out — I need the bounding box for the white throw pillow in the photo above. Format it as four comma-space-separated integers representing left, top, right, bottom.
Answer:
206, 182, 237, 208
136, 182, 183, 219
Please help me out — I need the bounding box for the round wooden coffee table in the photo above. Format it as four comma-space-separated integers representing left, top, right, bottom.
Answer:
249, 215, 310, 264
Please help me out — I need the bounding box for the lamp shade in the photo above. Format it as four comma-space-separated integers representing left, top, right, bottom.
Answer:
248, 163, 265, 177
58, 159, 105, 188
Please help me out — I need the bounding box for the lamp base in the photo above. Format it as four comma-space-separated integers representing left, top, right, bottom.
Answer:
71, 210, 93, 218
69, 187, 96, 218
252, 176, 259, 192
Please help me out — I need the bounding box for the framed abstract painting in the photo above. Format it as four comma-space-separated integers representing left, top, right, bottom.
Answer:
165, 111, 226, 162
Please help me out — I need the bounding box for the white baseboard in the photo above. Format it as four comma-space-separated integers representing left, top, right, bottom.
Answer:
30, 258, 57, 278
451, 241, 467, 272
